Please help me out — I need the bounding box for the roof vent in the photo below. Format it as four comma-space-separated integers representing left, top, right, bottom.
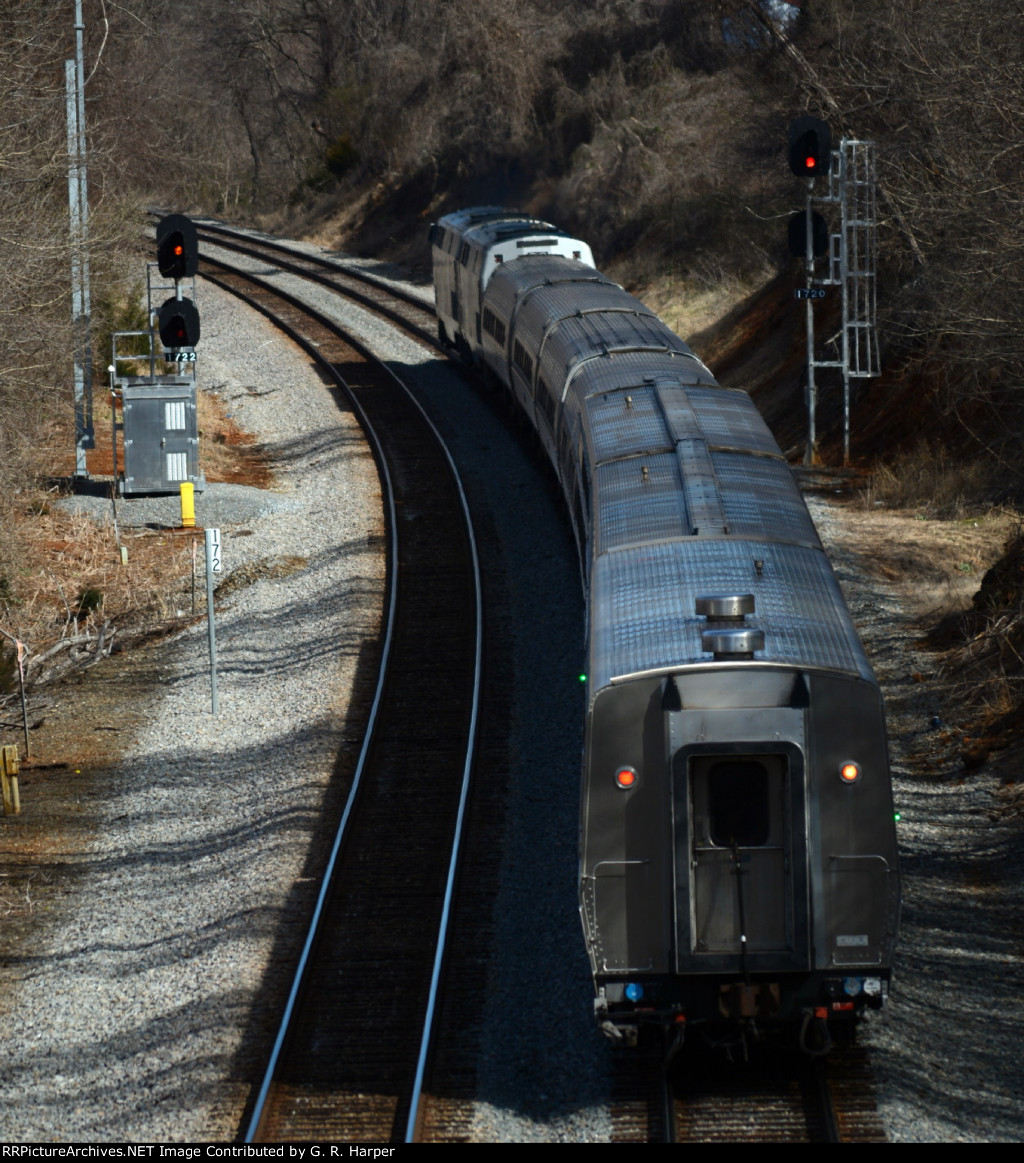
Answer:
695, 594, 755, 622
701, 627, 765, 659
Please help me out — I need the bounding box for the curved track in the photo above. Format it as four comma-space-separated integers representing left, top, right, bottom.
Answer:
194, 218, 440, 349
189, 221, 890, 1144
196, 249, 482, 1142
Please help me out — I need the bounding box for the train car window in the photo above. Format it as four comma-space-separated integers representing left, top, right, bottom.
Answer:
538, 379, 556, 427
708, 761, 770, 848
557, 419, 571, 468
483, 309, 507, 346
513, 340, 534, 380
573, 479, 587, 543
578, 438, 590, 511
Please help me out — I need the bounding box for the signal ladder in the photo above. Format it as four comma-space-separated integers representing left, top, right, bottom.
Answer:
802, 139, 879, 465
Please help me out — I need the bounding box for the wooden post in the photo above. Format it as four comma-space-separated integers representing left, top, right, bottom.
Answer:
1, 745, 20, 815
16, 640, 29, 758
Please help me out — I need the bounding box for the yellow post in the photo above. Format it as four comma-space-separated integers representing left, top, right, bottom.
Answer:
1, 745, 20, 816
180, 482, 195, 528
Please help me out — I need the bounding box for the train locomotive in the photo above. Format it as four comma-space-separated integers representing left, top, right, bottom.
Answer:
430, 207, 900, 1054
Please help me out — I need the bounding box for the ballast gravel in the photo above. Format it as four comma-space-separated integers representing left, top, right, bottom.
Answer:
806, 496, 1024, 1143
0, 279, 385, 1142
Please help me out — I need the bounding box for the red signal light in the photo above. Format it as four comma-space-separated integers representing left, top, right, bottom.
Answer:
787, 116, 832, 178
156, 214, 199, 279
157, 295, 200, 349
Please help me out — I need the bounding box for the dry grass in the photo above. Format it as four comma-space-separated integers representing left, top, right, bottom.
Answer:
83, 387, 273, 488
637, 269, 773, 347
0, 869, 54, 919
197, 390, 274, 487
824, 497, 1024, 776
0, 500, 201, 653
0, 382, 272, 691
928, 527, 1024, 743
861, 441, 1005, 520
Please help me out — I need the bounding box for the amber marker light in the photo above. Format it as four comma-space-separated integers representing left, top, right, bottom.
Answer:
615, 766, 638, 790
840, 761, 861, 784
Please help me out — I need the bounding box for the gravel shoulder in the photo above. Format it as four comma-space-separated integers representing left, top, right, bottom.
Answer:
0, 280, 385, 1141
806, 494, 1024, 1143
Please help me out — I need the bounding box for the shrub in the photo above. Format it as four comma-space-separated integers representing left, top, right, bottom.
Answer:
865, 442, 1001, 518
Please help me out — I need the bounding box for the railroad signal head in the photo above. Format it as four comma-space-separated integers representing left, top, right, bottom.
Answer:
156, 213, 199, 280
787, 115, 832, 178
157, 296, 201, 350
787, 209, 830, 258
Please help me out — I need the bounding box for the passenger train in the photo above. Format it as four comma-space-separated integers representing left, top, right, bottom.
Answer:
429, 207, 900, 1054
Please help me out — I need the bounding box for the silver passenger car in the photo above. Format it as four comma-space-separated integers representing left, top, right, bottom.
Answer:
429, 208, 593, 361
432, 212, 900, 1052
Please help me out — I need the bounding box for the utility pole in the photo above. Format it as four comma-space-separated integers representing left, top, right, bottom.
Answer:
67, 0, 94, 478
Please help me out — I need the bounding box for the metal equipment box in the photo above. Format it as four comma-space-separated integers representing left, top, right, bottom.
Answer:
120, 377, 205, 495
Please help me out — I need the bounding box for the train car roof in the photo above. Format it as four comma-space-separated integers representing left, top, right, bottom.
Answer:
435, 207, 567, 243
462, 219, 584, 251
588, 537, 874, 690
485, 253, 609, 292
435, 206, 513, 231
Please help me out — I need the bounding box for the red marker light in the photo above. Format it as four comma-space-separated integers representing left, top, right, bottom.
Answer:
615, 766, 638, 790
805, 155, 816, 170
840, 761, 861, 784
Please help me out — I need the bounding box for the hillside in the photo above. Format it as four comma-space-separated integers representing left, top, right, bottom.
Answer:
2, 0, 1023, 745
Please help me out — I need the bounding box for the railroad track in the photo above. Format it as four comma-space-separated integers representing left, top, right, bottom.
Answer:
611, 1036, 886, 1142
193, 218, 440, 350
196, 249, 482, 1142
188, 223, 891, 1143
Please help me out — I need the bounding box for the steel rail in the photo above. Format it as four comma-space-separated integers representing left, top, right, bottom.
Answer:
399, 344, 483, 1146
196, 253, 482, 1142
806, 1057, 842, 1144
147, 209, 434, 315
656, 1041, 881, 1143
192, 219, 440, 345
